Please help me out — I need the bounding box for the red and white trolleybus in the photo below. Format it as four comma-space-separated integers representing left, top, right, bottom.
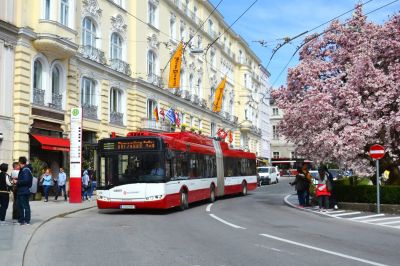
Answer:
95, 131, 257, 210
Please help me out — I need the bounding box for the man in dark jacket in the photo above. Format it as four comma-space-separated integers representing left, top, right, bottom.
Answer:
16, 156, 32, 225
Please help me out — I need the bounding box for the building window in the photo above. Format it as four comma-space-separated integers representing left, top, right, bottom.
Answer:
110, 88, 122, 113
82, 17, 96, 47
180, 20, 185, 41
197, 35, 202, 48
211, 122, 216, 137
210, 50, 216, 68
44, 0, 51, 20
197, 78, 202, 98
51, 66, 60, 95
272, 125, 279, 140
147, 50, 156, 77
189, 74, 194, 94
110, 33, 123, 60
190, 116, 195, 127
198, 119, 202, 130
208, 19, 213, 34
60, 0, 69, 26
148, 1, 157, 26
273, 152, 280, 159
170, 14, 176, 39
147, 99, 157, 120
272, 107, 279, 116
33, 60, 43, 90
81, 77, 96, 106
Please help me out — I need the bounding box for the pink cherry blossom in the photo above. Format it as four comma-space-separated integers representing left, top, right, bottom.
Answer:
272, 7, 400, 178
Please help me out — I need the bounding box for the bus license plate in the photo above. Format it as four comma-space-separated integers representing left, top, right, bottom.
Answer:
120, 205, 135, 209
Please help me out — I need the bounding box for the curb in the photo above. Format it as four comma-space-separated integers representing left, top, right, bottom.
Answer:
22, 205, 96, 266
283, 194, 334, 218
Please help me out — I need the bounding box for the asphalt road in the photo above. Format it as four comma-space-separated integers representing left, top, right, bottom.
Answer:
25, 177, 400, 266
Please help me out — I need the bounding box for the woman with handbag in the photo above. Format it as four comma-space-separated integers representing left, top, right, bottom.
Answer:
0, 163, 12, 225
316, 167, 332, 212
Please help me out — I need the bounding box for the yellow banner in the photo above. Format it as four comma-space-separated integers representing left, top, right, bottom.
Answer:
212, 76, 227, 112
168, 42, 183, 88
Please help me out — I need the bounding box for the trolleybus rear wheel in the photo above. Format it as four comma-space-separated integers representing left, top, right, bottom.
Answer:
209, 185, 216, 203
241, 182, 248, 196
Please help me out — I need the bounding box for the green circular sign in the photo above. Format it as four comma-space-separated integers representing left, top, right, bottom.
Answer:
72, 109, 80, 116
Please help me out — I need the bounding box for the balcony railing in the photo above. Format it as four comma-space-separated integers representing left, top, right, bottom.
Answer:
48, 93, 62, 110
192, 95, 199, 105
110, 111, 124, 126
110, 58, 132, 76
182, 90, 192, 101
82, 103, 98, 120
33, 88, 45, 106
80, 45, 106, 65
147, 73, 162, 87
140, 118, 172, 132
173, 89, 182, 97
200, 98, 207, 108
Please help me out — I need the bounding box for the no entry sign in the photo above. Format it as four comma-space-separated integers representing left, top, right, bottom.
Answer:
369, 144, 385, 160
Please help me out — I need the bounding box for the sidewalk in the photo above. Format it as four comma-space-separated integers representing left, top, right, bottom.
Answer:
0, 198, 96, 266
284, 193, 400, 230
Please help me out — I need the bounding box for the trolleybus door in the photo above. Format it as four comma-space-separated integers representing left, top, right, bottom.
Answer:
213, 140, 224, 197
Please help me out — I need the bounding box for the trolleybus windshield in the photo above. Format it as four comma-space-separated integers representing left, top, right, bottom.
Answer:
98, 151, 166, 188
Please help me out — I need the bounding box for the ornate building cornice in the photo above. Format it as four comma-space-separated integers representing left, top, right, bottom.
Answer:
111, 14, 127, 38
82, 0, 102, 20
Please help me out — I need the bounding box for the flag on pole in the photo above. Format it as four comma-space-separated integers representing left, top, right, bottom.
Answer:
168, 42, 184, 88
153, 106, 159, 122
228, 130, 233, 143
216, 128, 227, 140
160, 108, 165, 121
212, 76, 227, 112
175, 111, 181, 127
165, 108, 176, 124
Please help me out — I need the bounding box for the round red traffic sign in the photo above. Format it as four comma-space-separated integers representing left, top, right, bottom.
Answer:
369, 144, 385, 160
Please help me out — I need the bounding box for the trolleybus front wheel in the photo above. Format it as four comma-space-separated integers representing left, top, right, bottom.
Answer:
241, 182, 248, 196
179, 190, 189, 211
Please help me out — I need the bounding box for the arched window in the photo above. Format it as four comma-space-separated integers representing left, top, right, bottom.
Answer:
147, 50, 156, 77
44, 0, 51, 20
33, 60, 43, 90
82, 17, 96, 47
197, 78, 202, 97
110, 33, 122, 60
147, 99, 157, 120
52, 66, 60, 95
110, 87, 122, 113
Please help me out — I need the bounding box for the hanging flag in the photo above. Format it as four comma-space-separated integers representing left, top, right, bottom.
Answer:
153, 106, 159, 122
228, 130, 233, 143
216, 128, 227, 140
160, 108, 165, 121
212, 76, 227, 112
168, 42, 183, 88
165, 108, 176, 124
175, 111, 181, 127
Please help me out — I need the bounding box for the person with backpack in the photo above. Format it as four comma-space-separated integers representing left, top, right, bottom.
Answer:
0, 163, 12, 225
15, 157, 33, 225
290, 166, 308, 207
82, 170, 89, 201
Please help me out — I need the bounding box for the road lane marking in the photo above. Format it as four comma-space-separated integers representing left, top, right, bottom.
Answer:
376, 220, 400, 226
259, 233, 388, 266
330, 211, 361, 217
209, 214, 246, 229
350, 214, 385, 220
361, 217, 400, 223
206, 203, 213, 212
326, 210, 346, 214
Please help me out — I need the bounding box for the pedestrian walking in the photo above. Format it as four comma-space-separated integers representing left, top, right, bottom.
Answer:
0, 163, 12, 225
316, 167, 332, 212
82, 170, 89, 201
11, 162, 20, 222
290, 167, 308, 207
41, 168, 52, 202
55, 167, 67, 201
16, 156, 33, 225
87, 169, 96, 201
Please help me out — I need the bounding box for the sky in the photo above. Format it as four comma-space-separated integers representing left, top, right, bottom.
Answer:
209, 0, 399, 88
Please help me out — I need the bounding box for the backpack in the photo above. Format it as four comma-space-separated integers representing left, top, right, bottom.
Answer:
23, 167, 37, 193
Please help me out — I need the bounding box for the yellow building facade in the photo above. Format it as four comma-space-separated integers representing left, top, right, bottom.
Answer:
8, 0, 269, 169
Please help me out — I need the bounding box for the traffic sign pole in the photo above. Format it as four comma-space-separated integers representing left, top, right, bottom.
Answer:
376, 160, 380, 214
369, 144, 384, 214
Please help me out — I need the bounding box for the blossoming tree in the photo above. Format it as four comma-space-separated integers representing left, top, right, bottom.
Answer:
272, 7, 400, 181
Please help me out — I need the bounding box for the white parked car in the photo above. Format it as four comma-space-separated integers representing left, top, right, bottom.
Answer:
257, 166, 278, 186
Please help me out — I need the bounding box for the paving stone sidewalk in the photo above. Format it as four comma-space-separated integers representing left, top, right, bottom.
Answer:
0, 198, 96, 266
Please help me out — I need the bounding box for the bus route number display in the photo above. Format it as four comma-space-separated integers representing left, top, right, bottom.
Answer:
117, 140, 157, 150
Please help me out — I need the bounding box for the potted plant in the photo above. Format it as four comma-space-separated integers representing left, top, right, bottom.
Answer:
180, 124, 187, 132
30, 157, 46, 201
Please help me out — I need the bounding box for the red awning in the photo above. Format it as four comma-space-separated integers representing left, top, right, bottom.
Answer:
31, 134, 70, 152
